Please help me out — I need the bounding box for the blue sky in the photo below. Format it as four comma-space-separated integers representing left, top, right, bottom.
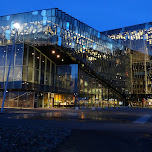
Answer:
0, 0, 152, 31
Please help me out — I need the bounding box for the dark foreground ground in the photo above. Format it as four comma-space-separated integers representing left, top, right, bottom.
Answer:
1, 107, 152, 152
56, 130, 152, 152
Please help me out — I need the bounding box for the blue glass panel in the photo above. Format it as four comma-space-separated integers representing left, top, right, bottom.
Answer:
5, 30, 11, 40
66, 22, 69, 30
65, 14, 68, 22
58, 37, 61, 46
7, 45, 14, 66
52, 9, 56, 16
93, 43, 96, 50
43, 16, 47, 25
38, 15, 43, 23
71, 42, 74, 48
56, 17, 59, 24
32, 15, 37, 22
71, 17, 74, 25
57, 27, 60, 36
62, 12, 65, 20
11, 21, 14, 30
58, 10, 62, 18
1, 16, 6, 21
62, 21, 66, 29
32, 11, 38, 15
69, 16, 72, 24
98, 32, 100, 38
0, 46, 6, 66
74, 20, 77, 26
15, 44, 23, 65
52, 17, 56, 24
59, 19, 62, 28
46, 9, 52, 17
41, 10, 46, 17
145, 23, 149, 30
75, 27, 78, 34
6, 16, 10, 21
28, 15, 32, 22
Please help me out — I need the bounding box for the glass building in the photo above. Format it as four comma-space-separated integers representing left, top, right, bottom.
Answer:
0, 8, 133, 108
102, 23, 152, 104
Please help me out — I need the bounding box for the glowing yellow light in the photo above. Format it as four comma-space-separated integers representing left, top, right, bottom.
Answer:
57, 55, 60, 58
52, 50, 55, 54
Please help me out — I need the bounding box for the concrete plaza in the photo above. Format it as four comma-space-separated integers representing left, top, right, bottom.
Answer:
1, 107, 152, 152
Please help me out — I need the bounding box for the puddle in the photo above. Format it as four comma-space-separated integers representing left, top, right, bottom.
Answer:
11, 111, 131, 123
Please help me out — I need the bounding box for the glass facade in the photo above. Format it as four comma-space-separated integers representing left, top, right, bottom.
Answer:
103, 23, 152, 101
0, 8, 135, 108
77, 66, 124, 108
0, 44, 23, 89
0, 43, 56, 108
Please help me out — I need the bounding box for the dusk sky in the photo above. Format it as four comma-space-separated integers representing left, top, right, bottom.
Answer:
0, 0, 152, 31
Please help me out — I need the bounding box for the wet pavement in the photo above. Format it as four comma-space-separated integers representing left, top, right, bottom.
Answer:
4, 107, 147, 123
1, 108, 152, 128
12, 111, 131, 123
1, 108, 152, 151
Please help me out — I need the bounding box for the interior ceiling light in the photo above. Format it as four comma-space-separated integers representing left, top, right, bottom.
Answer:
57, 55, 60, 58
52, 50, 55, 54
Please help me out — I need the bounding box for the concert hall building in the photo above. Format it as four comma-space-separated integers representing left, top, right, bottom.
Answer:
0, 8, 150, 108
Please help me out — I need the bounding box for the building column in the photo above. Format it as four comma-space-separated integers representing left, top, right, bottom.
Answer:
47, 93, 50, 108
33, 91, 35, 108
42, 92, 44, 108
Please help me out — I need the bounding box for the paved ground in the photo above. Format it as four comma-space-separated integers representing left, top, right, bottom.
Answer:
1, 107, 152, 151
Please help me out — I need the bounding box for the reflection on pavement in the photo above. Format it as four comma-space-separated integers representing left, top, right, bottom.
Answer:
11, 111, 130, 123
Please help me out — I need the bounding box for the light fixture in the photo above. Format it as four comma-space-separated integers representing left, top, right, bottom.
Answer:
62, 59, 64, 61
52, 50, 55, 54
57, 55, 60, 58
14, 23, 20, 30
89, 57, 92, 61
